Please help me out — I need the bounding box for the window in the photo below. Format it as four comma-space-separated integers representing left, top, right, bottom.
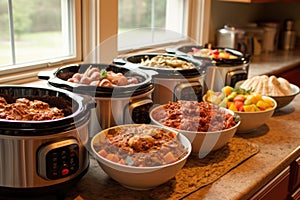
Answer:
0, 0, 211, 83
118, 0, 189, 51
0, 0, 81, 76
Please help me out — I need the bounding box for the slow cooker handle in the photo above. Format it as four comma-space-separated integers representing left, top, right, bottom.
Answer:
138, 69, 159, 77
37, 69, 57, 80
113, 58, 127, 65
80, 94, 97, 110
165, 47, 176, 54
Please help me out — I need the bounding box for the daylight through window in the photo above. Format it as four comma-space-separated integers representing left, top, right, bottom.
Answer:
0, 0, 78, 70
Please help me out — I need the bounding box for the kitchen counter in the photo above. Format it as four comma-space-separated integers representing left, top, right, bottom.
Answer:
66, 96, 300, 200
22, 50, 300, 200
248, 49, 300, 77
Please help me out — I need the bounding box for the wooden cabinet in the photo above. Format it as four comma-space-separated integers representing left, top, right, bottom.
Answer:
277, 67, 300, 87
290, 157, 300, 199
250, 156, 300, 200
219, 0, 278, 2
250, 167, 290, 200
219, 0, 300, 2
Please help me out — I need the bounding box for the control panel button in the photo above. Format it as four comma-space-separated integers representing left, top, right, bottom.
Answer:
37, 139, 80, 180
61, 168, 70, 176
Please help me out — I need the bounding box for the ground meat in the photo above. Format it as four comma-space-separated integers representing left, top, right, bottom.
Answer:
0, 97, 64, 121
159, 101, 237, 132
94, 124, 188, 167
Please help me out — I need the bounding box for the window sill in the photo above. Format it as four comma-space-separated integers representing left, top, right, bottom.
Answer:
0, 61, 82, 85
2, 41, 194, 85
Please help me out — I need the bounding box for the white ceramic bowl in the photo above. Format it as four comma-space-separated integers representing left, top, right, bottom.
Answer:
234, 96, 277, 133
203, 95, 277, 133
269, 84, 299, 109
150, 104, 240, 157
91, 124, 191, 190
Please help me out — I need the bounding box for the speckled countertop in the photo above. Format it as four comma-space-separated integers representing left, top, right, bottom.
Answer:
68, 96, 300, 200
63, 50, 300, 200
25, 50, 300, 200
248, 49, 300, 77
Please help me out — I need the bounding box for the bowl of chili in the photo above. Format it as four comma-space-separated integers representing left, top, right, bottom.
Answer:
91, 124, 191, 190
150, 101, 240, 157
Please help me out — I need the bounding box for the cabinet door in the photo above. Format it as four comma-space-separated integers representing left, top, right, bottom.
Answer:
250, 167, 290, 200
278, 67, 300, 87
219, 0, 281, 2
290, 157, 300, 193
291, 187, 300, 200
220, 0, 300, 2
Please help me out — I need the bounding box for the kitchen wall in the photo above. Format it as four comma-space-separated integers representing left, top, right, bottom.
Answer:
209, 0, 300, 48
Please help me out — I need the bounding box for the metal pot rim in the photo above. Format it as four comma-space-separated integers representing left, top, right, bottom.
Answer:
0, 85, 94, 135
169, 45, 250, 66
44, 64, 154, 98
114, 53, 204, 78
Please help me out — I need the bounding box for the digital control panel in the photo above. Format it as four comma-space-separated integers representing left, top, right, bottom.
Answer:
174, 82, 203, 102
37, 139, 80, 180
226, 70, 248, 87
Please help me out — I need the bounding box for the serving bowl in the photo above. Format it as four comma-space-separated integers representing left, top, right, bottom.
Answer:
150, 101, 240, 157
203, 94, 277, 133
236, 79, 299, 110
269, 83, 299, 109
91, 124, 191, 190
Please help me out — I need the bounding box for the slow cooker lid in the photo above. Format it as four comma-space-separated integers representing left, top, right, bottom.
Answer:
49, 64, 154, 98
117, 53, 205, 78
174, 45, 250, 66
0, 86, 93, 136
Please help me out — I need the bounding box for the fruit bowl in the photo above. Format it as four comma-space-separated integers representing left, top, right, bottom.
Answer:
203, 88, 277, 133
233, 96, 277, 132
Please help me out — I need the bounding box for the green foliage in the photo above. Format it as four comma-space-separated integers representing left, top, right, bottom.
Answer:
0, 0, 61, 39
118, 0, 167, 29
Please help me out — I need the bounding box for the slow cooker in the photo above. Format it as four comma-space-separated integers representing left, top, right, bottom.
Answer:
38, 63, 154, 130
167, 45, 250, 92
113, 53, 207, 105
0, 85, 94, 197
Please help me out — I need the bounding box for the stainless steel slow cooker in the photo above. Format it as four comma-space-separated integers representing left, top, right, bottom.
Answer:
113, 53, 207, 105
39, 64, 154, 131
167, 45, 250, 92
0, 85, 94, 197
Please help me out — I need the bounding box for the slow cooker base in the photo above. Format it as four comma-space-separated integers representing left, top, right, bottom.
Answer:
0, 165, 89, 199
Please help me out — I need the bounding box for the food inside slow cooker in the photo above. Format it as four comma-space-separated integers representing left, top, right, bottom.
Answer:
140, 55, 195, 69
187, 48, 238, 59
67, 66, 139, 87
0, 97, 64, 121
93, 124, 188, 167
154, 101, 237, 132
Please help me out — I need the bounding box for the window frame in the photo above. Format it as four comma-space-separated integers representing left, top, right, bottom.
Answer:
84, 0, 212, 62
0, 0, 212, 84
0, 0, 82, 80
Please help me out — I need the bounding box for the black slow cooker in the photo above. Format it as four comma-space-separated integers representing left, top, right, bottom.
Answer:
167, 45, 250, 91
113, 53, 207, 104
0, 85, 95, 197
38, 63, 155, 130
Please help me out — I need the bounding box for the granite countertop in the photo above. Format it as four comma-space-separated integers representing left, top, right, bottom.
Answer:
24, 50, 300, 200
68, 96, 300, 200
248, 49, 300, 77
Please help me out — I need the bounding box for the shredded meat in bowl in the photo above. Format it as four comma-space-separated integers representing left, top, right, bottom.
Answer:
154, 101, 237, 132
